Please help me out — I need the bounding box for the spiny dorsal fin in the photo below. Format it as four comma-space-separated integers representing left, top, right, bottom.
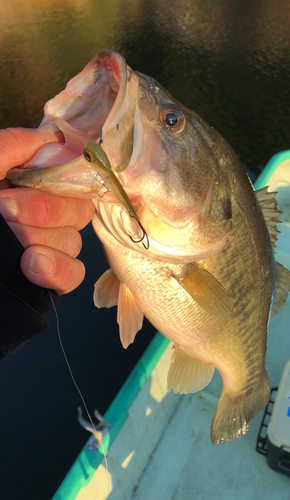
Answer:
167, 346, 215, 394
271, 262, 290, 317
117, 283, 144, 349
93, 269, 120, 308
255, 186, 282, 248
171, 263, 231, 317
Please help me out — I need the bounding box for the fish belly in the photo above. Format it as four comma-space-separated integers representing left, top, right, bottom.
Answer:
95, 219, 260, 393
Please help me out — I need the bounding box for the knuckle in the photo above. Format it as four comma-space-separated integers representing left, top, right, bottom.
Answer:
55, 257, 85, 294
60, 226, 82, 257
72, 200, 95, 230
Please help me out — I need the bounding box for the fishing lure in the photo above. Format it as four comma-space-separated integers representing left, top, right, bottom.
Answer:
83, 140, 149, 250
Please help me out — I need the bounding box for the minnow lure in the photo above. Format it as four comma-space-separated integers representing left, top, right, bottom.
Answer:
83, 140, 149, 250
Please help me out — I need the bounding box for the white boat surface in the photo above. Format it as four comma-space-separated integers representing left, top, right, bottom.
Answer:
52, 151, 290, 500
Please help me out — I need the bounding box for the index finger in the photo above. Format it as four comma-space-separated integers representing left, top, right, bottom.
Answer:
0, 187, 95, 230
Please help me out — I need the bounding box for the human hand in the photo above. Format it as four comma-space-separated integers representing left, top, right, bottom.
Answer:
0, 127, 95, 294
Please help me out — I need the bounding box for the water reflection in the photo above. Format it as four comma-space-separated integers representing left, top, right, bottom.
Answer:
1, 0, 290, 176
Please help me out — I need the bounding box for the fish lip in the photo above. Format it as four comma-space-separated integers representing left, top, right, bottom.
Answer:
95, 50, 128, 136
8, 51, 130, 184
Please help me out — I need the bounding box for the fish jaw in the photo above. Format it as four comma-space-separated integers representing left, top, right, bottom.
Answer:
7, 154, 109, 198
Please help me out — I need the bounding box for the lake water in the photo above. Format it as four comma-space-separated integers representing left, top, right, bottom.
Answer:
0, 1, 290, 499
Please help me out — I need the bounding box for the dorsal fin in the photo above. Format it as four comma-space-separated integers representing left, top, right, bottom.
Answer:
255, 186, 282, 248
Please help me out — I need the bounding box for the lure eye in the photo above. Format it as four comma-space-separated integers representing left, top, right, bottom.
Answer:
160, 107, 184, 132
83, 150, 92, 163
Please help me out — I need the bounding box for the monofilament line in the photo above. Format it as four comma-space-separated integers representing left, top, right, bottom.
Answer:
48, 290, 110, 496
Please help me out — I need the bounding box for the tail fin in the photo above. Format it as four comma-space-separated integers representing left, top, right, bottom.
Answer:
211, 371, 270, 444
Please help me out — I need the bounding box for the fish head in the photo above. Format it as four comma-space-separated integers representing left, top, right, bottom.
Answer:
8, 50, 233, 263
115, 70, 234, 261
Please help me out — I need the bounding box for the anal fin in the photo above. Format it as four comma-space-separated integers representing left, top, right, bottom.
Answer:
117, 283, 144, 349
93, 269, 120, 308
167, 346, 215, 394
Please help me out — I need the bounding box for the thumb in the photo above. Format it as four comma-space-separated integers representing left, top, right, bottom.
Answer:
0, 125, 64, 179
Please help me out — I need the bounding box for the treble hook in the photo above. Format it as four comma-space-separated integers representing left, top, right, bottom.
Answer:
97, 184, 110, 198
129, 218, 149, 250
84, 139, 149, 250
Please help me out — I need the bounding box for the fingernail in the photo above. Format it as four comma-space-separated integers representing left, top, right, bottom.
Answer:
29, 252, 56, 275
37, 123, 60, 136
0, 197, 18, 221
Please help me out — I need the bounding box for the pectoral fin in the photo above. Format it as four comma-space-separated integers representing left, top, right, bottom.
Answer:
271, 262, 290, 317
167, 346, 215, 394
172, 263, 231, 316
93, 269, 120, 308
117, 283, 144, 348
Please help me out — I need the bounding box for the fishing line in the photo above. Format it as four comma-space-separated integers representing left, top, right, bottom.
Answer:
48, 290, 110, 496
45, 180, 146, 493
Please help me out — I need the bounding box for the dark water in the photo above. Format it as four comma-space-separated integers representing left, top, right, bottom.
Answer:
0, 1, 290, 499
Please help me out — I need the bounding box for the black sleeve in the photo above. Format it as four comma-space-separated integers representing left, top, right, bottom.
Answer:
0, 213, 60, 361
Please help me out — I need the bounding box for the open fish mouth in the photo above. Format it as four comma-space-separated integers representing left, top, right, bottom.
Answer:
38, 50, 129, 143
7, 51, 132, 194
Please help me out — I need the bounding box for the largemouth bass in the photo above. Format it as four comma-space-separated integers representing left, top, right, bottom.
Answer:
8, 50, 290, 444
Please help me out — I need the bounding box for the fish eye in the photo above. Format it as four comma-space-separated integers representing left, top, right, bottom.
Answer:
83, 150, 92, 163
160, 107, 184, 132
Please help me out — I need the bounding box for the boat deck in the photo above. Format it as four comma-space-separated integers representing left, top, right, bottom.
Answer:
74, 294, 290, 500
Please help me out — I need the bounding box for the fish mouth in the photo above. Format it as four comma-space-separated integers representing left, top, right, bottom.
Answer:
41, 50, 128, 144
7, 50, 132, 194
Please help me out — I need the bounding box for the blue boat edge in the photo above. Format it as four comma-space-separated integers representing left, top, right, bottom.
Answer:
253, 150, 290, 190
52, 332, 170, 500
